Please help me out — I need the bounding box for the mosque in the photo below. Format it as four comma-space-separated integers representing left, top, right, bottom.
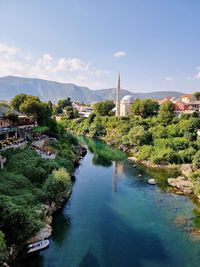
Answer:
115, 74, 134, 117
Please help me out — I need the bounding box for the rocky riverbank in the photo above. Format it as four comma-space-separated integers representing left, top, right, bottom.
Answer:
6, 143, 87, 267
128, 156, 200, 196
27, 144, 87, 244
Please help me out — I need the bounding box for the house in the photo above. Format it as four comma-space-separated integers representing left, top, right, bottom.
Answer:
0, 105, 35, 145
72, 102, 93, 118
174, 101, 188, 112
158, 92, 200, 116
181, 94, 196, 104
0, 105, 21, 128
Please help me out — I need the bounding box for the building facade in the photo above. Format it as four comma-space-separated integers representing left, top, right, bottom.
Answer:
120, 95, 135, 116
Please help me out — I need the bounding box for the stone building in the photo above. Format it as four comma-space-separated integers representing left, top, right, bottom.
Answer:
120, 95, 135, 116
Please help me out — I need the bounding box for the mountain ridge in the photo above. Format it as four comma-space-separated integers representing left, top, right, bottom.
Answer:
0, 76, 183, 103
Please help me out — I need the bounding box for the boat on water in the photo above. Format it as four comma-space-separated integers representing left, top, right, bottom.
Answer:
148, 178, 156, 185
27, 239, 49, 253
132, 165, 136, 168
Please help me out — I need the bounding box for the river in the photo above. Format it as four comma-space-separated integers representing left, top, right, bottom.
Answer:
16, 138, 200, 267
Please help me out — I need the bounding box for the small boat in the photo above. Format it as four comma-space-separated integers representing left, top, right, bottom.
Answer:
27, 239, 49, 253
132, 165, 136, 168
148, 178, 156, 185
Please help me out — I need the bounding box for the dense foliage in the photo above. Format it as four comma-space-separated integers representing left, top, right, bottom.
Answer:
11, 94, 58, 135
64, 101, 200, 168
0, 132, 79, 262
131, 99, 159, 118
53, 98, 72, 115
93, 100, 115, 116
0, 231, 8, 263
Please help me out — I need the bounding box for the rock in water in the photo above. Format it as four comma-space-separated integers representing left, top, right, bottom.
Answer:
167, 176, 194, 194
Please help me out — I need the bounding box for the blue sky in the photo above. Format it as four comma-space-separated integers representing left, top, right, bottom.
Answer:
0, 0, 200, 92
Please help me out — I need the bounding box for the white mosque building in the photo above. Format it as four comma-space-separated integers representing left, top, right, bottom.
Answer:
115, 74, 135, 117
120, 95, 135, 116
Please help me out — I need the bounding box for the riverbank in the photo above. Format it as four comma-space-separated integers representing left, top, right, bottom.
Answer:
27, 143, 87, 244
0, 133, 87, 266
67, 116, 200, 199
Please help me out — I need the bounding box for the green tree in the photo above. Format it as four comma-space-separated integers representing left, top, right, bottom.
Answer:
4, 111, 19, 124
0, 231, 8, 264
54, 98, 72, 115
125, 126, 149, 146
194, 92, 200, 100
131, 99, 159, 118
193, 151, 200, 168
93, 100, 115, 116
20, 99, 52, 126
148, 125, 167, 139
158, 100, 174, 125
184, 118, 200, 141
11, 93, 29, 111
63, 106, 78, 119
43, 168, 72, 203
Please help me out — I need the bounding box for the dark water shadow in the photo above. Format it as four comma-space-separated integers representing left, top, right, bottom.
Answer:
79, 251, 101, 267
99, 207, 170, 267
51, 211, 71, 245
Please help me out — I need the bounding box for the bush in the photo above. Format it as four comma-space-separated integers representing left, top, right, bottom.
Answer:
43, 168, 72, 203
150, 147, 175, 164
0, 231, 8, 264
193, 151, 200, 168
0, 196, 42, 245
137, 145, 154, 161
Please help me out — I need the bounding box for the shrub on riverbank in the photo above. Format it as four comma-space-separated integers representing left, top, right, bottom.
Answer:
64, 112, 200, 167
44, 168, 71, 203
0, 231, 8, 264
0, 133, 79, 260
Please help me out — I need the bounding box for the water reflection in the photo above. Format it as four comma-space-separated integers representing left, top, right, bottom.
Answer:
78, 137, 126, 165
51, 211, 71, 245
92, 154, 112, 167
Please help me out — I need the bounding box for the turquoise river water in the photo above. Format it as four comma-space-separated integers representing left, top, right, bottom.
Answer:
16, 138, 200, 267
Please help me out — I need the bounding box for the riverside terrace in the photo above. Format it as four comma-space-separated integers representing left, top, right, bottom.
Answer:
0, 105, 35, 150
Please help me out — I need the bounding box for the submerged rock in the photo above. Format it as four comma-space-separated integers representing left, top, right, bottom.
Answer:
167, 176, 194, 194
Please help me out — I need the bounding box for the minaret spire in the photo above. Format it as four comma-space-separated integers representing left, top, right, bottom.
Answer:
115, 73, 121, 117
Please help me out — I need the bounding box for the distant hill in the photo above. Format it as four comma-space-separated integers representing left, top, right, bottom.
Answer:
0, 76, 183, 103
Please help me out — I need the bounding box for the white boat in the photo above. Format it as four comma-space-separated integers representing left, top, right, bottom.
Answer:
132, 165, 136, 168
148, 178, 156, 185
27, 239, 49, 253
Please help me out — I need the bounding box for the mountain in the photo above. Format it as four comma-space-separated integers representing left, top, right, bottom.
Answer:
0, 76, 183, 103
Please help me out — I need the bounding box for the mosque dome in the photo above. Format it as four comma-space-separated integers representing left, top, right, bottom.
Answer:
121, 95, 135, 104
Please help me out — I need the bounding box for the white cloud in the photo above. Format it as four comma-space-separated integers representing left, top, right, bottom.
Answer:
0, 42, 113, 89
113, 51, 126, 58
0, 42, 19, 57
195, 72, 200, 79
94, 70, 110, 77
165, 76, 174, 81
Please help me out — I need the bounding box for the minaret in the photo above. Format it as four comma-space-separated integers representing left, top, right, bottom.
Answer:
115, 74, 121, 117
